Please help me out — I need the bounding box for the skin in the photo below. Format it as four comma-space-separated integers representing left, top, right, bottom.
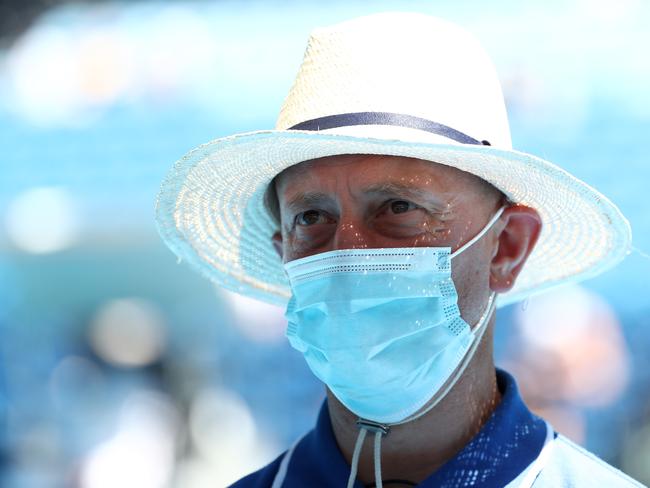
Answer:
271, 154, 542, 486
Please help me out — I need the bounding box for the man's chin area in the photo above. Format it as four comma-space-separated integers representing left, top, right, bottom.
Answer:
324, 386, 433, 428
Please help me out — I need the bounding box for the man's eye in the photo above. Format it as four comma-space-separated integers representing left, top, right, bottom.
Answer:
389, 200, 417, 214
296, 210, 328, 226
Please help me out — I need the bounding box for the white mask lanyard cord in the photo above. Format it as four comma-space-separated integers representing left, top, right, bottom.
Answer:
346, 419, 391, 488
345, 292, 497, 488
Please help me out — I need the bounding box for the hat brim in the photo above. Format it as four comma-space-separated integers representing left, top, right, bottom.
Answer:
155, 129, 631, 308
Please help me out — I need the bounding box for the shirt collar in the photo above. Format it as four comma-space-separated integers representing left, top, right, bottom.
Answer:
284, 369, 548, 487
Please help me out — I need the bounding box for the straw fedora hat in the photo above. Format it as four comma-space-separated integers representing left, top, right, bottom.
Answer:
155, 12, 631, 307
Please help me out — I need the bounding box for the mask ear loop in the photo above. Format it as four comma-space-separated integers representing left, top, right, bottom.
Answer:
390, 290, 497, 426
450, 206, 505, 259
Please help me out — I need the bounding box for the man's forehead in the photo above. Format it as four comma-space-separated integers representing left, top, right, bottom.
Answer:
275, 154, 494, 196
279, 154, 432, 176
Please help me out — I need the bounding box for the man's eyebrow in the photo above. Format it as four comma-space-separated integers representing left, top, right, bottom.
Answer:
363, 182, 448, 208
282, 183, 450, 213
284, 191, 334, 212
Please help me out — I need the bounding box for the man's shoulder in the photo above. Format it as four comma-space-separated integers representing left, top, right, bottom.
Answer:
228, 451, 284, 488
535, 434, 645, 487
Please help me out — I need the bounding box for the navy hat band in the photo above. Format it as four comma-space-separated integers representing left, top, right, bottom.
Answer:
288, 111, 490, 146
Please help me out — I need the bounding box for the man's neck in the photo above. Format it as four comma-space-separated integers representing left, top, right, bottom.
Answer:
327, 339, 501, 487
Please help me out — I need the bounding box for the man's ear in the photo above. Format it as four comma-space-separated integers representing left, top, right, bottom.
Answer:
272, 231, 283, 259
489, 205, 542, 292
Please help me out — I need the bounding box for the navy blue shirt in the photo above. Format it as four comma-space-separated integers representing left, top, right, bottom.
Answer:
232, 370, 549, 487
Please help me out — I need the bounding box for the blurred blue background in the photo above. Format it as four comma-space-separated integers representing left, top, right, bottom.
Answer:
1, 0, 650, 486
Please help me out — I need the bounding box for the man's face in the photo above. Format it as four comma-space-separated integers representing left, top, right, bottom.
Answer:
272, 154, 504, 324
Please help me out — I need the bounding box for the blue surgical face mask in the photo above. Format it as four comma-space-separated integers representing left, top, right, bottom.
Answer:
284, 207, 504, 425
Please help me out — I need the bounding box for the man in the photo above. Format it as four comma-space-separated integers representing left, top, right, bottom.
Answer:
156, 12, 642, 488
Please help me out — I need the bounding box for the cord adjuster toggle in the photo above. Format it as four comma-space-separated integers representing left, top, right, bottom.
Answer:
356, 419, 390, 436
